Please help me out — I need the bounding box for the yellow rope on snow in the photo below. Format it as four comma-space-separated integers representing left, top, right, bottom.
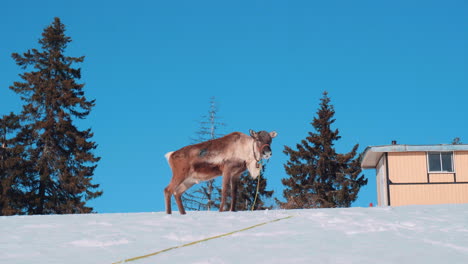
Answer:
112, 215, 293, 264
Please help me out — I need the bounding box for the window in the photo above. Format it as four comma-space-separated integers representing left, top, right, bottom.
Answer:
428, 152, 453, 172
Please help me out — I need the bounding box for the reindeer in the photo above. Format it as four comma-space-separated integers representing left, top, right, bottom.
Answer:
164, 129, 277, 214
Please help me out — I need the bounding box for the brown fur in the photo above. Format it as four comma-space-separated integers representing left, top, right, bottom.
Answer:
164, 130, 276, 214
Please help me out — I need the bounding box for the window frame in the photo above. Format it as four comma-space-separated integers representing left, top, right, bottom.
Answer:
427, 151, 454, 173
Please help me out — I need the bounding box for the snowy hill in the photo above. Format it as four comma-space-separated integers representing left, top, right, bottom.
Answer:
1, 204, 468, 264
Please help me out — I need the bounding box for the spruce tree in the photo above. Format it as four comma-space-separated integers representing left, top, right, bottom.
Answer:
279, 91, 367, 209
9, 17, 101, 214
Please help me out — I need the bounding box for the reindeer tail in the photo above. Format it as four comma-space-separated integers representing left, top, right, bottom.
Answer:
164, 151, 174, 163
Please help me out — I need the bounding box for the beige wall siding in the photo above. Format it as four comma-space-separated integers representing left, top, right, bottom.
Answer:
429, 173, 455, 183
388, 152, 427, 183
389, 184, 468, 206
455, 151, 468, 182
377, 150, 468, 206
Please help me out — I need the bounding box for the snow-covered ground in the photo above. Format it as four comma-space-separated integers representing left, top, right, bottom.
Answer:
1, 204, 468, 264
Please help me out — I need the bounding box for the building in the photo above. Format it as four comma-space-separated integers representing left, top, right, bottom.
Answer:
361, 143, 468, 206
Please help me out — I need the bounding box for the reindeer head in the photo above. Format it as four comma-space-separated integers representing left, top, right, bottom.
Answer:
249, 129, 278, 160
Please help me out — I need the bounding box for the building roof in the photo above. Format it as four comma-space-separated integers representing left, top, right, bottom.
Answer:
361, 144, 468, 169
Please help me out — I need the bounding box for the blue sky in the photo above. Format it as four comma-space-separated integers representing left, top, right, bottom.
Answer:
1, 0, 467, 213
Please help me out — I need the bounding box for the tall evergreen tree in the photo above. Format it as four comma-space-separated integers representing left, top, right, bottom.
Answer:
278, 91, 367, 209
183, 97, 224, 211
9, 17, 101, 214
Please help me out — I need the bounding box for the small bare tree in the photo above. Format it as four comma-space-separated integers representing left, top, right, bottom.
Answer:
182, 97, 225, 211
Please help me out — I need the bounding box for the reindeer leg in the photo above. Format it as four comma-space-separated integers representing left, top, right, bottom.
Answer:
229, 175, 240, 212
174, 180, 195, 215
219, 173, 231, 212
164, 186, 172, 214
165, 170, 188, 215
174, 193, 186, 215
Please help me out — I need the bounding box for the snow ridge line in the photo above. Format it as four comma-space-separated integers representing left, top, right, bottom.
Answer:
112, 215, 294, 263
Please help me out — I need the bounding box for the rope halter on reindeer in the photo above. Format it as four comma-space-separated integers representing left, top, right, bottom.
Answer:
252, 141, 270, 168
